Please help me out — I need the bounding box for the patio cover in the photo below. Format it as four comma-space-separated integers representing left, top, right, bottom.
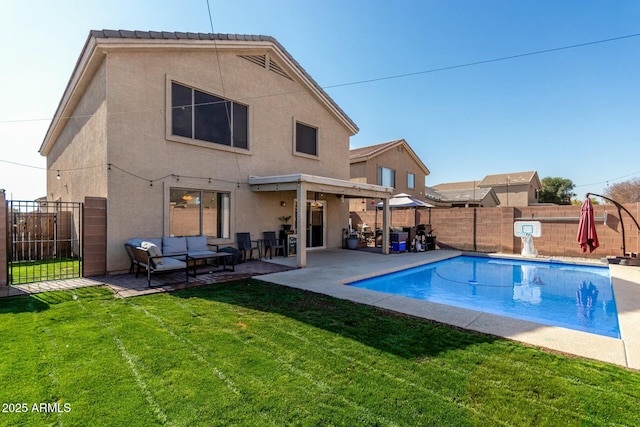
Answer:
249, 174, 393, 267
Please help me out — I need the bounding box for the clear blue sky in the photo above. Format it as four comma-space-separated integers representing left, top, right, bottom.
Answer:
1, 0, 639, 201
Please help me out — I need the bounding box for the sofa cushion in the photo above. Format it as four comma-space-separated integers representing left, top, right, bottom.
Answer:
187, 236, 210, 252
152, 257, 187, 272
162, 237, 188, 256
126, 238, 144, 248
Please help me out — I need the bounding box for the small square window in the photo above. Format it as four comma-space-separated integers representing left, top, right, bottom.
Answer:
378, 167, 395, 187
296, 122, 317, 156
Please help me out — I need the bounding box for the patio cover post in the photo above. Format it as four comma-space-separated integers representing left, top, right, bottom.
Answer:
296, 182, 307, 267
382, 199, 390, 254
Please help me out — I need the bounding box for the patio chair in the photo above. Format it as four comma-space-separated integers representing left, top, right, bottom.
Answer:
263, 231, 286, 259
236, 232, 260, 262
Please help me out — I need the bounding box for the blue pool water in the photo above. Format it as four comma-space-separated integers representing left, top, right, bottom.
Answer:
348, 256, 620, 338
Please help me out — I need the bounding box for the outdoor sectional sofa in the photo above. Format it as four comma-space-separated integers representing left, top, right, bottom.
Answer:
125, 236, 234, 287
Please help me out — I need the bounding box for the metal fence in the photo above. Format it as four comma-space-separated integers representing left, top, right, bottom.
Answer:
7, 200, 82, 284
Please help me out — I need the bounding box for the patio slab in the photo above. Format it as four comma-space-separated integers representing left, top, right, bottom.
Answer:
258, 249, 640, 370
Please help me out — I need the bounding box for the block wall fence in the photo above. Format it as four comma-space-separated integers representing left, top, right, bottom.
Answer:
351, 203, 640, 259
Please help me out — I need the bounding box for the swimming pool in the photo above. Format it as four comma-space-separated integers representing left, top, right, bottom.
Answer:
348, 256, 620, 338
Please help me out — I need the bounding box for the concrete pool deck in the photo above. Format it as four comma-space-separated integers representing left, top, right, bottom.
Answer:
258, 249, 640, 370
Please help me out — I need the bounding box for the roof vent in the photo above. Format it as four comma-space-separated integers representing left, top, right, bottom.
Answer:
239, 54, 266, 68
267, 57, 292, 80
238, 54, 292, 81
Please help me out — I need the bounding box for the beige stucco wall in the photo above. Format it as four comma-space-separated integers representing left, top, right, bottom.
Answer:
48, 46, 355, 273
47, 60, 108, 203
349, 145, 427, 212
527, 183, 539, 204
493, 184, 530, 207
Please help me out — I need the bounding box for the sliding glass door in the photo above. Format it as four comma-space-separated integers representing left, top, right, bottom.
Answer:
294, 200, 325, 249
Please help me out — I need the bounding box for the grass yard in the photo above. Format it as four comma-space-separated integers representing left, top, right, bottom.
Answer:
1, 280, 639, 426
10, 258, 81, 284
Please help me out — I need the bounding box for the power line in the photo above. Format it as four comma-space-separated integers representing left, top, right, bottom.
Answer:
575, 170, 640, 188
324, 32, 640, 89
0, 159, 45, 170
1, 31, 639, 124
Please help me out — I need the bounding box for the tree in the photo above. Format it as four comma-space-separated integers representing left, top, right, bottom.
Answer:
538, 177, 575, 205
603, 178, 640, 204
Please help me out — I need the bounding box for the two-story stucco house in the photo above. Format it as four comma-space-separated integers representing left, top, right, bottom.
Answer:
39, 30, 392, 273
349, 139, 430, 212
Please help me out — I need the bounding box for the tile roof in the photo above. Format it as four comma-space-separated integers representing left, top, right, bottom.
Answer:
423, 186, 445, 202
90, 29, 277, 42
349, 139, 430, 175
436, 187, 494, 203
88, 30, 358, 132
479, 171, 538, 187
349, 140, 404, 160
431, 181, 480, 191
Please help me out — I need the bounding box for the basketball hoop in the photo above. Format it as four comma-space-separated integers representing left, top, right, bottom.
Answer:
514, 221, 541, 257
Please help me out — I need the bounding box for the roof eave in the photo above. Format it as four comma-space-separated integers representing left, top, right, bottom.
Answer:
349, 139, 430, 175
40, 31, 359, 156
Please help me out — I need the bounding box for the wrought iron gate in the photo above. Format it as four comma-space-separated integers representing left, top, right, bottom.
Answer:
7, 200, 83, 284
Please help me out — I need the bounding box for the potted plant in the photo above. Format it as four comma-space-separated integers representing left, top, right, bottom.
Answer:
345, 230, 359, 250
278, 215, 292, 231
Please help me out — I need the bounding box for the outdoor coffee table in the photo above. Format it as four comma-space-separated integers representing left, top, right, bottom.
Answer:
188, 252, 235, 276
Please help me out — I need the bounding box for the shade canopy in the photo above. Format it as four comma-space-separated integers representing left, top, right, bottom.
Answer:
577, 198, 599, 253
374, 193, 434, 229
375, 193, 434, 209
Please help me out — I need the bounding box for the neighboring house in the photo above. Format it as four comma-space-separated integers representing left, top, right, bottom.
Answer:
422, 186, 451, 207
478, 171, 541, 207
432, 170, 541, 207
39, 30, 392, 273
349, 139, 430, 212
429, 182, 499, 207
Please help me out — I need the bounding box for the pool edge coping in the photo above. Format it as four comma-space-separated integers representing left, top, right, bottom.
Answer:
257, 250, 640, 370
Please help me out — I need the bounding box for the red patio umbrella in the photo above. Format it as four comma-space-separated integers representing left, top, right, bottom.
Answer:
577, 198, 599, 253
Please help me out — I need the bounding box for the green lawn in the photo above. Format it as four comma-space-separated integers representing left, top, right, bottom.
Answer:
10, 258, 81, 284
1, 280, 639, 426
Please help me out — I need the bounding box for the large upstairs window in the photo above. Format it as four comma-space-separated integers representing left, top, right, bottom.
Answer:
171, 82, 248, 149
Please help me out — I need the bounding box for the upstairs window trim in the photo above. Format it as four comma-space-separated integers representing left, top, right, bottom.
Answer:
407, 173, 415, 189
293, 120, 319, 158
378, 166, 396, 188
170, 81, 249, 150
